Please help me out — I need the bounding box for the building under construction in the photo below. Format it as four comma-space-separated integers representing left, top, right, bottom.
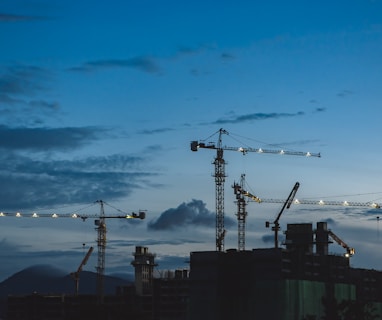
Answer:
189, 222, 382, 320
6, 228, 382, 319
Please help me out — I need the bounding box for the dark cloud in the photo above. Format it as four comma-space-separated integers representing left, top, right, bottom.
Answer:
0, 65, 49, 95
0, 152, 157, 210
213, 111, 305, 124
137, 128, 175, 135
28, 100, 60, 110
0, 125, 105, 151
337, 89, 354, 98
177, 46, 201, 55
0, 13, 44, 22
69, 57, 161, 74
221, 52, 235, 60
148, 199, 235, 231
0, 65, 60, 125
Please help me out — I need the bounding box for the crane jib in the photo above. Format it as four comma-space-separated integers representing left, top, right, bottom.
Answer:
191, 141, 320, 158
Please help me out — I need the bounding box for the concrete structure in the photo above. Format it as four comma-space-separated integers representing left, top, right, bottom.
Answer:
152, 270, 189, 320
189, 222, 382, 320
131, 246, 157, 296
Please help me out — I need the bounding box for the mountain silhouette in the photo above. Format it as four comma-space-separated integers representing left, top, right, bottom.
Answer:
0, 264, 132, 296
0, 264, 133, 318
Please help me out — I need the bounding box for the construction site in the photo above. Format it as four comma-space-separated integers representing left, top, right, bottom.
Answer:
3, 128, 382, 319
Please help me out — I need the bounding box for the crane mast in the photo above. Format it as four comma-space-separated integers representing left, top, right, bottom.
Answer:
93, 200, 145, 302
233, 174, 247, 251
233, 174, 261, 251
95, 200, 106, 301
266, 182, 300, 249
214, 129, 227, 252
191, 128, 320, 252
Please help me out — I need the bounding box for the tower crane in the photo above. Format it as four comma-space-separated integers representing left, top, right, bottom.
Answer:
232, 174, 261, 251
265, 182, 300, 248
84, 200, 145, 302
328, 230, 355, 258
0, 200, 146, 302
235, 176, 381, 252
70, 246, 94, 296
191, 128, 320, 251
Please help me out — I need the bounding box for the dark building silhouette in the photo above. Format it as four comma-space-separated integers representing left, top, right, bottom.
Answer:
189, 222, 382, 319
6, 224, 382, 319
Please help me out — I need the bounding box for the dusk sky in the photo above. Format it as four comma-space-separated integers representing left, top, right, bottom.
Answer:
1, 0, 382, 282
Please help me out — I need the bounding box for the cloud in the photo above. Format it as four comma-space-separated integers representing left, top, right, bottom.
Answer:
28, 100, 60, 110
213, 111, 305, 124
154, 255, 190, 270
337, 89, 354, 98
69, 57, 161, 74
148, 199, 235, 230
0, 125, 105, 151
0, 152, 157, 210
137, 128, 175, 135
261, 234, 275, 243
221, 52, 236, 60
0, 65, 49, 95
0, 65, 60, 125
0, 13, 44, 22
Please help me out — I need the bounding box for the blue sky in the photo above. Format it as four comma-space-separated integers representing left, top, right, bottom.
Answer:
1, 0, 382, 282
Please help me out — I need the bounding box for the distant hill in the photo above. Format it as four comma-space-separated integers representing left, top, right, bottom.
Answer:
0, 264, 133, 318
0, 264, 132, 297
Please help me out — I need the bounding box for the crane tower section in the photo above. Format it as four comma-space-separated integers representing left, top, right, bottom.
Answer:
233, 174, 261, 251
191, 128, 320, 252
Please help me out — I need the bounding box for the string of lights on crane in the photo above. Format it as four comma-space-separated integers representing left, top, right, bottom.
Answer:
0, 200, 146, 219
250, 198, 381, 209
0, 212, 145, 219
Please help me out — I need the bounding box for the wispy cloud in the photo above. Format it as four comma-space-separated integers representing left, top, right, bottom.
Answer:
148, 199, 235, 231
0, 13, 44, 22
137, 128, 175, 135
221, 52, 236, 60
0, 65, 60, 125
69, 57, 161, 74
0, 125, 104, 151
0, 152, 157, 210
213, 111, 305, 124
0, 65, 49, 95
337, 89, 354, 98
